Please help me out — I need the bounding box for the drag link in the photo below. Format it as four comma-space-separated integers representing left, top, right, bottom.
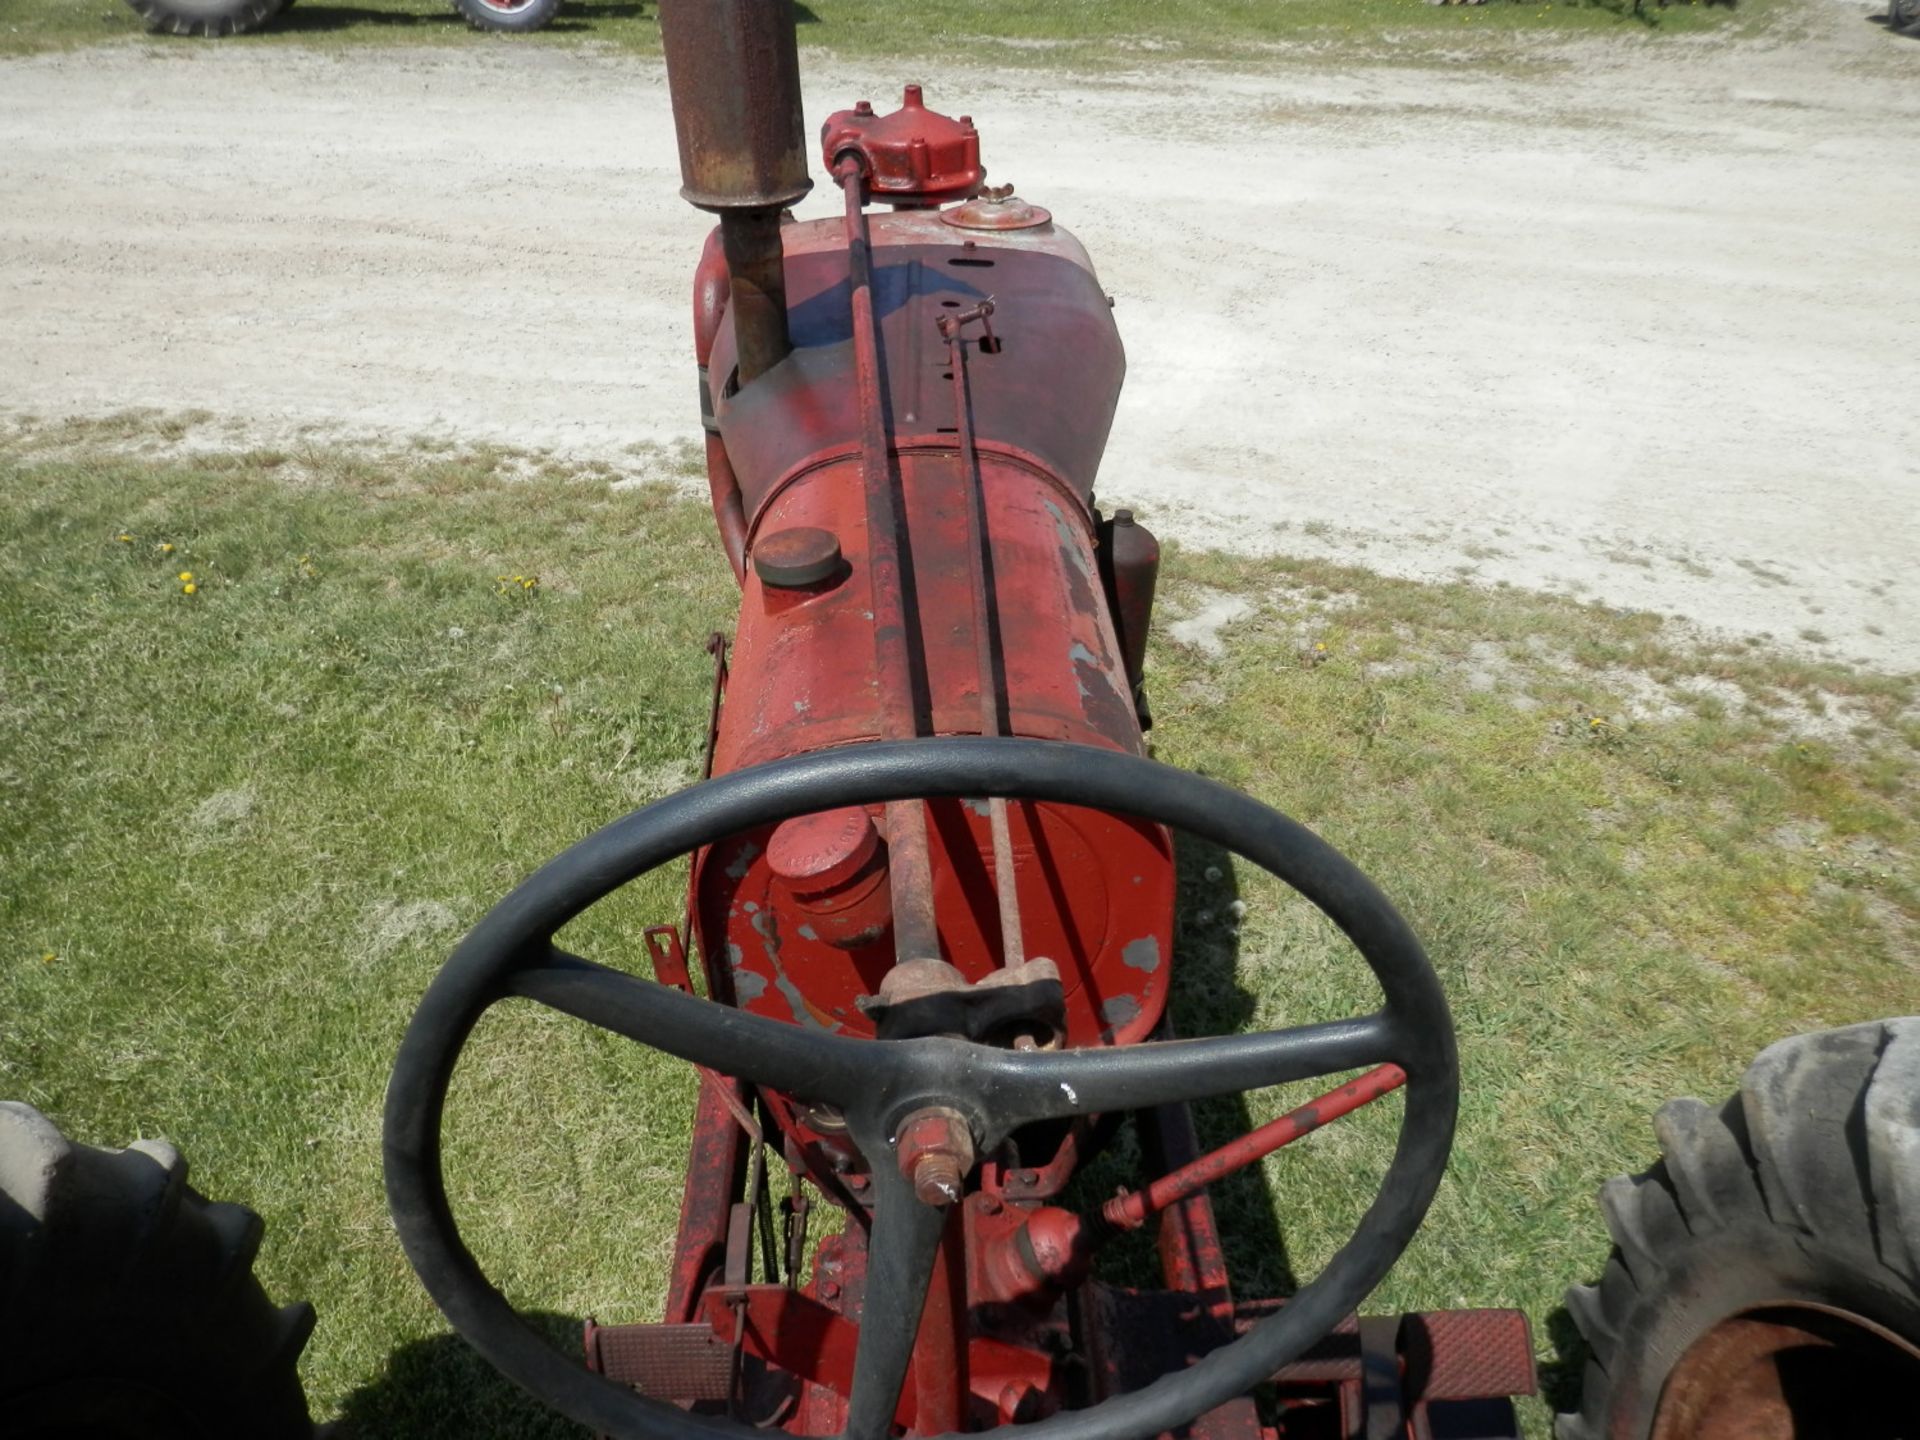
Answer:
1103, 1063, 1407, 1233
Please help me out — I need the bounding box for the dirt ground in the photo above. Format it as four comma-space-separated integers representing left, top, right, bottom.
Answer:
3, 6, 1915, 668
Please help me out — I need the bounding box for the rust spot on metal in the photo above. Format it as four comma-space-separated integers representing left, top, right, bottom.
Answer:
1651, 1303, 1920, 1440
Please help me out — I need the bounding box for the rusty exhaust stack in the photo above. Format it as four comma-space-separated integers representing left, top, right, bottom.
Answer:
659, 0, 812, 386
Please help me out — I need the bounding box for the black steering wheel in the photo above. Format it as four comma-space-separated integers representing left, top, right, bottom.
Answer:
383, 737, 1458, 1440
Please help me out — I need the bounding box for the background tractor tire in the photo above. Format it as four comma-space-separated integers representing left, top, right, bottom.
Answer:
452, 0, 564, 33
0, 1101, 315, 1440
1892, 0, 1920, 32
123, 0, 287, 36
1556, 1017, 1920, 1440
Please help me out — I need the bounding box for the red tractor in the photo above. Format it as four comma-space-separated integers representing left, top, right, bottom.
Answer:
5, 2, 1918, 1437
123, 0, 559, 38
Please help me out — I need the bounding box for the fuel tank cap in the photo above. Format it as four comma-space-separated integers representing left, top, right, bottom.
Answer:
752, 527, 843, 589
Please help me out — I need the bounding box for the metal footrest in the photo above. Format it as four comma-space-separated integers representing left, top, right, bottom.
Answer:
1263, 1307, 1536, 1440
583, 1319, 732, 1403
1265, 1307, 1536, 1403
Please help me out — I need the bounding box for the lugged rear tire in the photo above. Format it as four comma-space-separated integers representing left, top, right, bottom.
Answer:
0, 1102, 315, 1440
1556, 1018, 1920, 1440
123, 0, 286, 36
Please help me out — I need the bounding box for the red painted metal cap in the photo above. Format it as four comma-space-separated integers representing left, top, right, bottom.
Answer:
820, 85, 985, 207
767, 807, 881, 892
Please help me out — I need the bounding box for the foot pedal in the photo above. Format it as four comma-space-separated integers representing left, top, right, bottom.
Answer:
584, 1319, 732, 1402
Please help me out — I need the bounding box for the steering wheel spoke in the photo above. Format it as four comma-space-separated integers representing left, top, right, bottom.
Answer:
839, 1159, 951, 1440
980, 1012, 1402, 1133
505, 947, 882, 1111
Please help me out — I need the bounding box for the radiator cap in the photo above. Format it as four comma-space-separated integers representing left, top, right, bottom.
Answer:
942, 186, 1051, 232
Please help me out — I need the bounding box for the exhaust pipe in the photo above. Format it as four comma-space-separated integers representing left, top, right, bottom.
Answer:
659, 0, 813, 386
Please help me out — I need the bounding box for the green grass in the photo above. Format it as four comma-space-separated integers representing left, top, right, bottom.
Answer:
2, 418, 1914, 1436
1, 421, 729, 1435
1127, 550, 1918, 1429
2, 0, 1762, 64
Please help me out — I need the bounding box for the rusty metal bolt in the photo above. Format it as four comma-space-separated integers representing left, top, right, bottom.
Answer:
911, 1152, 964, 1207
893, 1107, 976, 1208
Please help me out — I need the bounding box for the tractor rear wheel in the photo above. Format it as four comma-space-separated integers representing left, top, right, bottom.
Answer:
0, 1102, 315, 1440
123, 0, 288, 36
452, 0, 563, 33
1556, 1017, 1920, 1440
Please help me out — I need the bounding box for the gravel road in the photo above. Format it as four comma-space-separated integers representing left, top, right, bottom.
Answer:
3, 8, 1916, 666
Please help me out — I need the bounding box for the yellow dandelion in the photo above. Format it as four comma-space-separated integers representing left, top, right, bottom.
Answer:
117, 533, 133, 544
41, 951, 56, 965
1314, 642, 1327, 653
178, 571, 194, 582
183, 583, 198, 595
159, 542, 175, 553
